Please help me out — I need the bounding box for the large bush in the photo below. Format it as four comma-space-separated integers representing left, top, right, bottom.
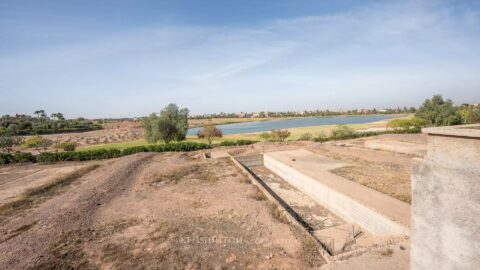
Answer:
415, 95, 462, 126
0, 152, 35, 164
54, 141, 77, 152
388, 117, 427, 131
22, 135, 53, 152
330, 125, 355, 140
143, 104, 189, 144
0, 153, 14, 164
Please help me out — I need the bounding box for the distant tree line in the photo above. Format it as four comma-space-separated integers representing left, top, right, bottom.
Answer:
190, 107, 417, 119
0, 110, 102, 136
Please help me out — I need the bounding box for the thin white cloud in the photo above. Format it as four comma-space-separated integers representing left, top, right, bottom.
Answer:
1, 0, 479, 117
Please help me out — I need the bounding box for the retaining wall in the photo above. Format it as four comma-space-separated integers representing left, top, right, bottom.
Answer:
235, 154, 263, 167
264, 152, 408, 236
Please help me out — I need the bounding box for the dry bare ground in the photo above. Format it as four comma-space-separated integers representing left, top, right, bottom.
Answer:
0, 152, 322, 269
308, 134, 426, 204
31, 123, 144, 148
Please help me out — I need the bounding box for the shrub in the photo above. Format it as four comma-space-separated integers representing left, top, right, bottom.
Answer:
54, 141, 78, 152
22, 135, 53, 152
220, 140, 257, 146
313, 127, 421, 142
298, 133, 313, 141
121, 146, 148, 155
0, 153, 14, 164
197, 125, 223, 145
259, 132, 271, 141
0, 135, 23, 153
389, 117, 427, 130
330, 125, 355, 140
13, 152, 35, 163
313, 132, 328, 142
1, 141, 210, 165
36, 148, 122, 163
270, 129, 291, 141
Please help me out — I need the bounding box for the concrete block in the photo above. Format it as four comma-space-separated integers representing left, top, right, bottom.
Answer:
411, 124, 480, 270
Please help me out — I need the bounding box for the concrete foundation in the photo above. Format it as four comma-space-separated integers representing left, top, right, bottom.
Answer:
235, 154, 263, 167
364, 140, 426, 156
263, 149, 410, 236
411, 124, 480, 270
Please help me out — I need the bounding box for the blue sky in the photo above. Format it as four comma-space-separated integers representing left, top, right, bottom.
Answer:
1, 0, 479, 118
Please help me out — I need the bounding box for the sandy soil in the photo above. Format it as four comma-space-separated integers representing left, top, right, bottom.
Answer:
0, 152, 321, 269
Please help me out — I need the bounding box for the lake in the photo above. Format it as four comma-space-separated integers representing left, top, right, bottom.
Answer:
187, 115, 398, 136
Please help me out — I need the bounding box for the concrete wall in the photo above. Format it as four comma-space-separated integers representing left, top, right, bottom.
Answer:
364, 140, 426, 156
235, 154, 263, 167
411, 125, 480, 270
264, 154, 407, 236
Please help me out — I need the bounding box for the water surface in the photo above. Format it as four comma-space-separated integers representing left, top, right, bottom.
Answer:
187, 115, 398, 136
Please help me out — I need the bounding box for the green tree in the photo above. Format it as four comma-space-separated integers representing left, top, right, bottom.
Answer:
415, 95, 462, 126
51, 113, 65, 121
143, 104, 189, 144
468, 108, 480, 123
142, 113, 160, 143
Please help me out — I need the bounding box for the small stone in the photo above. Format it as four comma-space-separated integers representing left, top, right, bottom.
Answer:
226, 253, 237, 263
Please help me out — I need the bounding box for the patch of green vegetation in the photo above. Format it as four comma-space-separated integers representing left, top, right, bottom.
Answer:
313, 125, 421, 142
0, 111, 101, 135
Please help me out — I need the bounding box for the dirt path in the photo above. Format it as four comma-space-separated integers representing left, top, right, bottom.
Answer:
0, 152, 320, 269
0, 153, 154, 269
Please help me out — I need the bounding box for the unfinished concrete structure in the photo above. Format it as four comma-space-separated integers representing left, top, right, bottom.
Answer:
233, 149, 410, 260
411, 124, 480, 269
263, 150, 410, 236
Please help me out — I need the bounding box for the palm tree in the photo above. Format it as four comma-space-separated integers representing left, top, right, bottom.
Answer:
34, 110, 45, 118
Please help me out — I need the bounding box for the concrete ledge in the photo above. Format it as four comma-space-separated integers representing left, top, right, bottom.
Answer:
234, 154, 263, 167
422, 124, 480, 138
364, 140, 426, 156
264, 150, 410, 236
